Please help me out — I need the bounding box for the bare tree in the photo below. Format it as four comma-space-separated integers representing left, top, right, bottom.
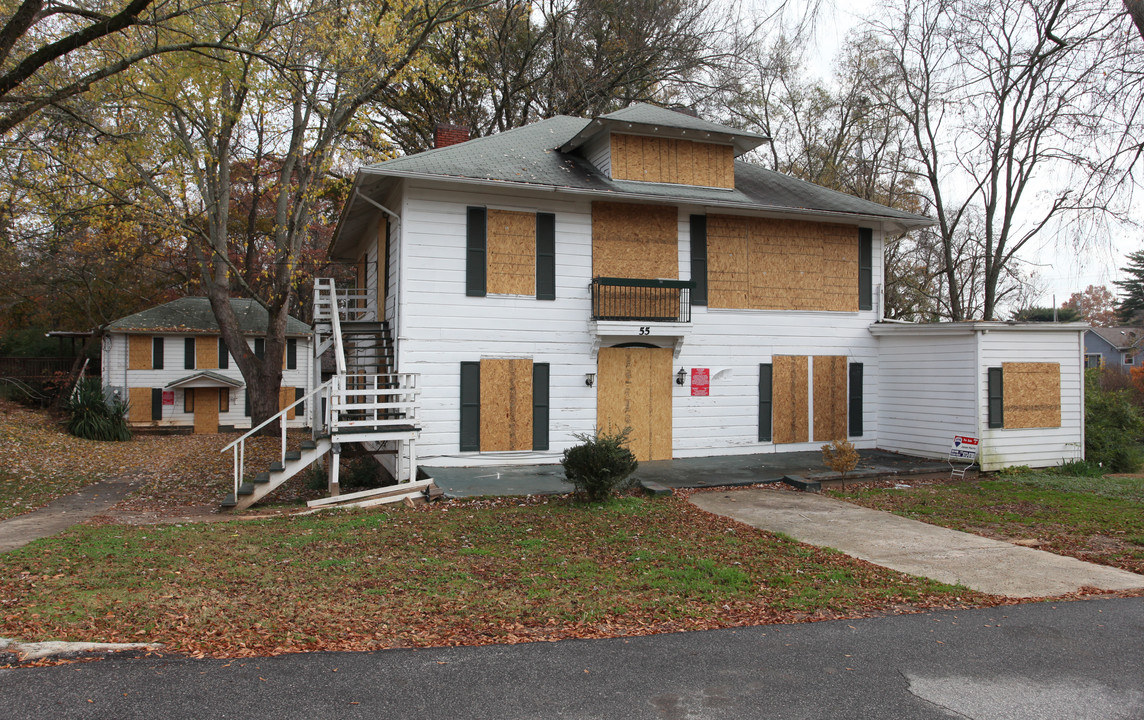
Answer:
866, 0, 1138, 320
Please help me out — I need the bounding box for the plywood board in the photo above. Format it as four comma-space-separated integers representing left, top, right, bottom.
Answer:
813, 355, 848, 441
706, 215, 749, 308
610, 134, 735, 188
592, 201, 678, 280
279, 386, 297, 421
596, 347, 672, 462
127, 387, 152, 423
772, 356, 809, 444
486, 209, 536, 295
480, 359, 533, 451
1003, 362, 1061, 429
194, 387, 219, 434
128, 335, 151, 370
195, 336, 217, 370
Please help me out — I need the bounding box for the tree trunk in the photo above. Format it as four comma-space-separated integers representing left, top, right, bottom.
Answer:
1126, 0, 1144, 42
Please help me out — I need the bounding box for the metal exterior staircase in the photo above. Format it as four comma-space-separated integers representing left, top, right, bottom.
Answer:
218, 279, 421, 511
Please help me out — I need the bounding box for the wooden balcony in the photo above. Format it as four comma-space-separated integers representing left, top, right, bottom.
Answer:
591, 277, 694, 323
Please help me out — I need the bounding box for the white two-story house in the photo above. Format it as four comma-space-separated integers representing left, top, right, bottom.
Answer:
322, 103, 1084, 474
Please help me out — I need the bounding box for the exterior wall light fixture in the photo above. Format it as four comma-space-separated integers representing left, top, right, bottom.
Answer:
676, 367, 687, 386
585, 372, 596, 387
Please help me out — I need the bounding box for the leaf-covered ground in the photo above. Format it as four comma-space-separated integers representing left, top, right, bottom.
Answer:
0, 399, 315, 521
827, 473, 1144, 574
0, 495, 995, 661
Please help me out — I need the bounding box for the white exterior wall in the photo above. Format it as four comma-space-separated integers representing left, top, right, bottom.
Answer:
394, 181, 887, 466
874, 332, 978, 460
977, 329, 1085, 470
584, 134, 612, 178
102, 332, 313, 429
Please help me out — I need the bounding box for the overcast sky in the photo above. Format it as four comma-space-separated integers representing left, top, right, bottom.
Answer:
800, 0, 1138, 313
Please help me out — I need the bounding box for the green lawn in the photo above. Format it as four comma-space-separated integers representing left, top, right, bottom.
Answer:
828, 472, 1144, 574
0, 495, 980, 659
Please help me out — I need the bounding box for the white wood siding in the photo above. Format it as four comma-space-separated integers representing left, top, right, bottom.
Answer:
977, 330, 1085, 470
394, 182, 888, 466
874, 333, 978, 460
584, 134, 611, 177
102, 333, 313, 429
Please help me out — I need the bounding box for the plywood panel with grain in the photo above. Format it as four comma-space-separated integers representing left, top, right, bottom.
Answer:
597, 347, 672, 462
194, 387, 219, 434
813, 355, 848, 441
128, 387, 152, 423
1003, 362, 1061, 428
480, 359, 533, 451
487, 209, 536, 295
128, 335, 151, 370
195, 336, 217, 370
591, 202, 677, 280
773, 355, 809, 444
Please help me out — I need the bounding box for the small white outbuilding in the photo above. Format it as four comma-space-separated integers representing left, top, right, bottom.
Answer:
870, 321, 1087, 471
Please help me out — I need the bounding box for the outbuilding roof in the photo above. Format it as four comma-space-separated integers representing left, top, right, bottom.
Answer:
107, 297, 311, 336
334, 104, 932, 257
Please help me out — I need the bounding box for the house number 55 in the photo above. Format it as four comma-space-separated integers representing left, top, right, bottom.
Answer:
638, 326, 650, 335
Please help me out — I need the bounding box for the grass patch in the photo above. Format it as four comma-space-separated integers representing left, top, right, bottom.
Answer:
0, 496, 978, 659
829, 472, 1144, 574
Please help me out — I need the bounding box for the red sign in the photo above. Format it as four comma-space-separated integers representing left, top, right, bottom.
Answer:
162, 390, 175, 406
950, 435, 978, 461
691, 368, 710, 396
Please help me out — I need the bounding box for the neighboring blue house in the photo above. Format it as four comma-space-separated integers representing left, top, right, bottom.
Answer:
1084, 327, 1144, 372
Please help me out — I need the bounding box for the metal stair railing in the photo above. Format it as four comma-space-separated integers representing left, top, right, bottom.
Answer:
220, 379, 334, 500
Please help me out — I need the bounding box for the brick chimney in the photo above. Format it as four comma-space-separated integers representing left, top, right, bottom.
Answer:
434, 123, 470, 149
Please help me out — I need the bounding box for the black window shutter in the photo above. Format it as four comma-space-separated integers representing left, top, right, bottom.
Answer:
254, 338, 265, 360
988, 367, 1004, 428
152, 337, 164, 370
244, 389, 250, 417
184, 337, 195, 370
466, 207, 487, 297
287, 338, 297, 370
218, 338, 229, 369
150, 388, 162, 421
690, 215, 708, 306
460, 362, 481, 451
532, 363, 550, 450
849, 363, 864, 437
295, 386, 305, 414
758, 363, 773, 442
536, 213, 556, 301
858, 228, 873, 311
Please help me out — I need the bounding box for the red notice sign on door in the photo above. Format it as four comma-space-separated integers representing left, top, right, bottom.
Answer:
691, 368, 710, 396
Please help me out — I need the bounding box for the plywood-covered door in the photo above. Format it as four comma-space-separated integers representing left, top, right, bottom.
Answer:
597, 347, 672, 461
193, 388, 219, 434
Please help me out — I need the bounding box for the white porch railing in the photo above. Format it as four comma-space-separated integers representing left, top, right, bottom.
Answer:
220, 379, 334, 499
331, 373, 420, 433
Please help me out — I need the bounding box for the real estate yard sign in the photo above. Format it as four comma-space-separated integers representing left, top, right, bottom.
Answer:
949, 435, 978, 462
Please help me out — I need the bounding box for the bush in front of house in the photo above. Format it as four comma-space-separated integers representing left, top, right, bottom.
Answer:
1084, 368, 1144, 472
64, 377, 132, 442
821, 438, 859, 481
561, 428, 639, 503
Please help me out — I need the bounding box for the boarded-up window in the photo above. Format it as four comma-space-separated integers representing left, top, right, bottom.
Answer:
479, 359, 533, 451
128, 387, 152, 423
1002, 362, 1061, 429
128, 335, 151, 370
279, 386, 297, 420
592, 202, 678, 280
487, 209, 537, 295
184, 388, 194, 413
707, 216, 859, 312
813, 356, 848, 442
609, 134, 735, 188
772, 356, 809, 444
196, 336, 217, 370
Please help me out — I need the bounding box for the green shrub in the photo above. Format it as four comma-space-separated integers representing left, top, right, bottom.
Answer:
1084, 369, 1144, 472
1053, 459, 1106, 477
64, 378, 131, 442
561, 428, 639, 503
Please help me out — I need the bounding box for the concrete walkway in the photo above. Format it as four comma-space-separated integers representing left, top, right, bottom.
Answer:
690, 488, 1144, 599
0, 474, 145, 553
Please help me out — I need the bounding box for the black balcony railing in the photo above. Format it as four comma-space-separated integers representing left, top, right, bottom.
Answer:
591, 277, 694, 323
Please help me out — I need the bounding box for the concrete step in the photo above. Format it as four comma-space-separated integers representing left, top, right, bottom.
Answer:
254, 472, 270, 485
269, 462, 285, 473
237, 482, 255, 496
221, 494, 237, 508
285, 450, 302, 462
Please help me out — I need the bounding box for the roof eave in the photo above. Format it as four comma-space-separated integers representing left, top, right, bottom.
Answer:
359, 167, 933, 230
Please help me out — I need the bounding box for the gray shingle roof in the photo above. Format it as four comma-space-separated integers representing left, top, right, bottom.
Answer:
333, 107, 932, 256
1088, 326, 1144, 350
107, 297, 310, 336
599, 103, 769, 140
